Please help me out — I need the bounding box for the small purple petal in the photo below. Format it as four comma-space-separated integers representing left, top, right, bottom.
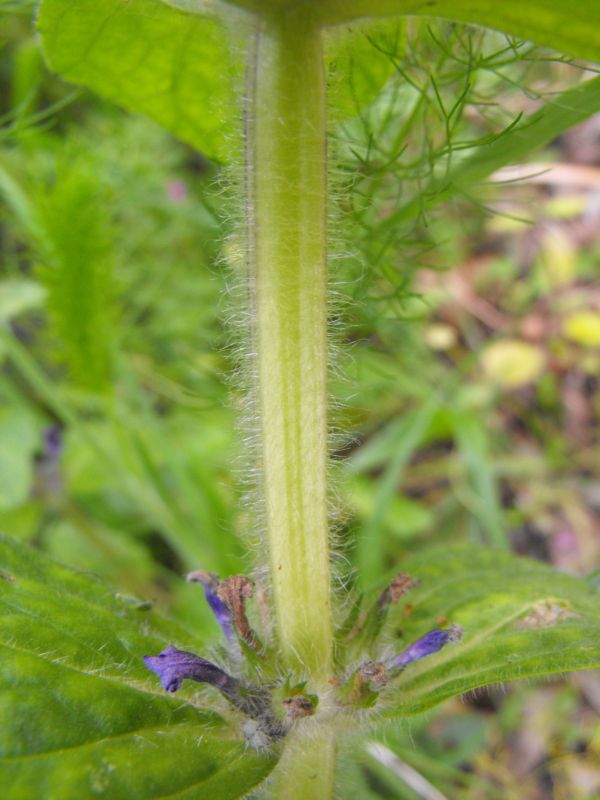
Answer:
205, 589, 234, 641
187, 571, 234, 642
385, 624, 463, 671
143, 646, 236, 694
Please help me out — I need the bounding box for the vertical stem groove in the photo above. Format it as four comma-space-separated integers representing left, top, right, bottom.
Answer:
249, 16, 332, 681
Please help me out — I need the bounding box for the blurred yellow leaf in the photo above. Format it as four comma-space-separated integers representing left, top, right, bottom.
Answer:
538, 225, 577, 287
563, 311, 600, 348
424, 323, 457, 351
481, 340, 545, 389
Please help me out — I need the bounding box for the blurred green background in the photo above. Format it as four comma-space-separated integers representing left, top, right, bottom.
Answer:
1, 4, 600, 797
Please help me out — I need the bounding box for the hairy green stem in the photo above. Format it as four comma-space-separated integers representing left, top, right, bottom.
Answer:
248, 16, 333, 681
268, 725, 337, 799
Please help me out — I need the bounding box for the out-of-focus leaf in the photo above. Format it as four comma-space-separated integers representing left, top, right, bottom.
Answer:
37, 166, 116, 393
538, 226, 577, 288
353, 397, 439, 588
563, 311, 600, 348
480, 340, 545, 389
318, 1, 600, 62
0, 406, 39, 509
0, 535, 278, 798
0, 160, 115, 393
36, 0, 239, 162
347, 475, 434, 540
451, 410, 507, 549
0, 165, 45, 243
0, 279, 46, 322
377, 545, 600, 715
11, 38, 43, 122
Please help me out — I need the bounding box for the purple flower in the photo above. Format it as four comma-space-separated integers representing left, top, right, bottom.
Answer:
186, 570, 234, 642
143, 646, 238, 695
385, 624, 463, 671
143, 646, 285, 738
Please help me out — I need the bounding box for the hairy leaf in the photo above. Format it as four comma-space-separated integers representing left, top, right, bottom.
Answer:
376, 546, 600, 715
0, 535, 278, 798
318, 1, 600, 62
36, 0, 239, 161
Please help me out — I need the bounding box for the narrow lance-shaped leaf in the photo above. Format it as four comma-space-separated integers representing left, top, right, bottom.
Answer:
0, 535, 278, 799
36, 0, 240, 161
370, 545, 600, 716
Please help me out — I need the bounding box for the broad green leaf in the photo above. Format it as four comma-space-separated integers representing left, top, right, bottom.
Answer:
36, 0, 239, 161
0, 535, 278, 798
325, 22, 399, 123
318, 1, 600, 63
377, 545, 600, 715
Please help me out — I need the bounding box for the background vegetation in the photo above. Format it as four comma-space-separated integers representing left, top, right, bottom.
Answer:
2, 3, 600, 797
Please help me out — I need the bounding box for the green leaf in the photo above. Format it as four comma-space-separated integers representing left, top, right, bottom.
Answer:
0, 160, 115, 393
0, 279, 46, 323
377, 545, 600, 715
37, 164, 116, 393
437, 74, 600, 199
451, 411, 507, 549
0, 406, 39, 510
352, 397, 440, 588
387, 73, 600, 227
36, 0, 239, 161
325, 22, 398, 123
0, 535, 278, 798
318, 1, 600, 62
